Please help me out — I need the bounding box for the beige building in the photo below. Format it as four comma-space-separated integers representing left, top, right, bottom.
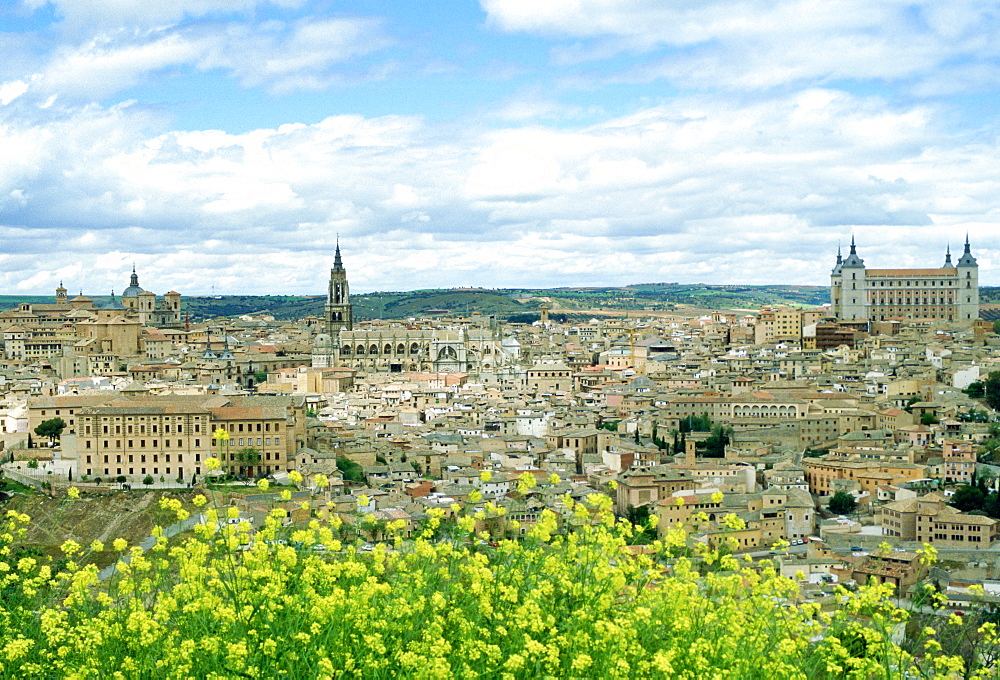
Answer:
615, 464, 695, 514
804, 457, 926, 496
831, 238, 979, 323
30, 393, 307, 483
879, 492, 999, 547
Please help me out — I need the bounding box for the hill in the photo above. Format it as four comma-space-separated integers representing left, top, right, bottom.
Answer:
8, 285, 1000, 322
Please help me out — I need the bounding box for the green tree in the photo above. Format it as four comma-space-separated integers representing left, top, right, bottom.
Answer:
985, 372, 1000, 411
34, 418, 66, 443
920, 411, 939, 425
142, 475, 154, 487
950, 484, 986, 513
829, 491, 857, 515
336, 458, 365, 484
964, 381, 986, 399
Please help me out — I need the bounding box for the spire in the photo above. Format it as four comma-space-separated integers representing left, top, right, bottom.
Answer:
333, 238, 343, 270
130, 265, 139, 288
944, 244, 953, 267
841, 235, 864, 268
836, 244, 842, 264
958, 234, 977, 266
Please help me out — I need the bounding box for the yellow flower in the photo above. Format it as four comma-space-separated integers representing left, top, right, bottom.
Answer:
548, 473, 560, 485
67, 487, 80, 499
256, 479, 270, 492
205, 457, 221, 471
90, 540, 104, 552
213, 428, 229, 442
314, 474, 329, 488
192, 495, 208, 507
356, 495, 370, 507
480, 470, 492, 483
288, 470, 304, 484
60, 540, 81, 555
113, 538, 128, 551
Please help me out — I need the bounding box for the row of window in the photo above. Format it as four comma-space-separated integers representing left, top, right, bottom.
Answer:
87, 467, 199, 477
89, 438, 202, 449
89, 423, 198, 435
930, 533, 983, 542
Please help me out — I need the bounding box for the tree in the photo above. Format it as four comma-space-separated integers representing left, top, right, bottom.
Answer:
920, 411, 939, 425
964, 381, 986, 399
34, 418, 66, 443
950, 484, 986, 513
336, 458, 365, 484
985, 372, 1000, 411
142, 475, 154, 487
829, 491, 857, 515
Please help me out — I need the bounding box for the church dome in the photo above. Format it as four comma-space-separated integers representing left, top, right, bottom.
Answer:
121, 266, 146, 298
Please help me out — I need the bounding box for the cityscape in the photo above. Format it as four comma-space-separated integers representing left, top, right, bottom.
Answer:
4, 0, 1000, 676
3, 237, 1000, 673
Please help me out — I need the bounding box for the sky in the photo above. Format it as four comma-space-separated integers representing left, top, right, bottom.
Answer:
1, 0, 999, 296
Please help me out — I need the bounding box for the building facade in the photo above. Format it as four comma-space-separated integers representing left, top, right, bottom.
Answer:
313, 247, 507, 374
830, 238, 978, 323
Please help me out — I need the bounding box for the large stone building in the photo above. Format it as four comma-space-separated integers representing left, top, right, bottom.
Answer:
830, 237, 979, 323
29, 393, 308, 483
312, 247, 508, 374
120, 267, 183, 328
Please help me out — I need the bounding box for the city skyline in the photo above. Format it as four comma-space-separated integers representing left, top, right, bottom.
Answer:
1, 1, 998, 295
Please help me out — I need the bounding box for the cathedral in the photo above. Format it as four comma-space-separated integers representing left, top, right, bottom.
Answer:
830, 237, 979, 323
311, 246, 506, 374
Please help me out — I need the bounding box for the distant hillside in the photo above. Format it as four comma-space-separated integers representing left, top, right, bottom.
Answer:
11, 284, 997, 322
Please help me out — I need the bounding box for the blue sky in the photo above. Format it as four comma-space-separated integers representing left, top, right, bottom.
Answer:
1, 0, 999, 295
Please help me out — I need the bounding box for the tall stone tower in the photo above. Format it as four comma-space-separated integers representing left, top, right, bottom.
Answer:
325, 243, 353, 334
830, 237, 867, 320
956, 235, 979, 322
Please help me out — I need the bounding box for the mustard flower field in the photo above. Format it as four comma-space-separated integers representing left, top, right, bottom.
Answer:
0, 473, 986, 678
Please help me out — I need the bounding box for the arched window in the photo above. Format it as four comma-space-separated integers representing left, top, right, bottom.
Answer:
410, 343, 420, 355
369, 344, 379, 355
356, 345, 365, 356
397, 344, 406, 355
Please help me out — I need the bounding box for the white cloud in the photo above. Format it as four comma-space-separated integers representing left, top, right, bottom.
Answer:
1, 85, 999, 294
481, 0, 1000, 91
0, 80, 29, 105
9, 14, 392, 104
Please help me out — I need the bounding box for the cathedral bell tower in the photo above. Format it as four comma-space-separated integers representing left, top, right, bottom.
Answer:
325, 242, 353, 334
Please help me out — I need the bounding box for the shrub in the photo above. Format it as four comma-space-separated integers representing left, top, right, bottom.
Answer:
0, 491, 966, 677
